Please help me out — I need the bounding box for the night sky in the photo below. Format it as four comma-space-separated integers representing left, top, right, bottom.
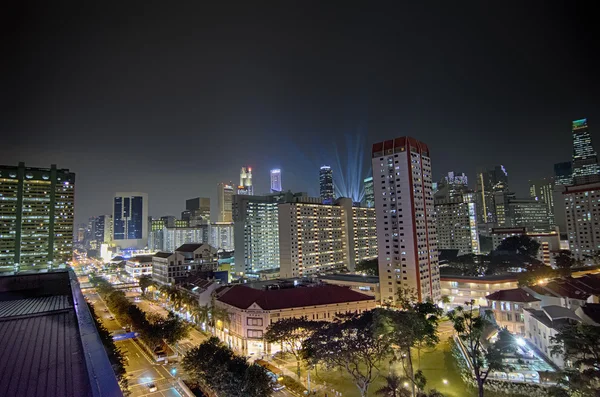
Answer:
3, 2, 599, 224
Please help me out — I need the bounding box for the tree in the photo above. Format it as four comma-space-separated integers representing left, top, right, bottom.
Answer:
356, 258, 379, 276
302, 310, 390, 397
183, 337, 273, 397
264, 317, 324, 376
447, 301, 513, 397
375, 372, 411, 397
377, 291, 442, 396
87, 302, 129, 395
138, 275, 154, 295
496, 235, 540, 258
517, 262, 556, 287
551, 323, 600, 396
555, 250, 578, 277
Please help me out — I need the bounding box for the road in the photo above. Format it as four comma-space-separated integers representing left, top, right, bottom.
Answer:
85, 290, 186, 397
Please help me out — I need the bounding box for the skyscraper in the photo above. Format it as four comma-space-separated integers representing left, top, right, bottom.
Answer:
270, 169, 282, 192
319, 165, 334, 203
113, 192, 149, 249
0, 163, 75, 272
572, 118, 600, 184
529, 178, 555, 226
183, 197, 211, 225
554, 161, 573, 186
434, 187, 480, 256
363, 176, 374, 208
372, 137, 441, 303
476, 165, 509, 224
217, 182, 234, 222
564, 181, 600, 261
93, 215, 112, 244
240, 167, 253, 195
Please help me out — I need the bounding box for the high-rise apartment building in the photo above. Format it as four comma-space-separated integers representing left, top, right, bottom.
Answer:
233, 193, 284, 274
363, 176, 374, 208
319, 166, 334, 203
217, 182, 234, 222
210, 222, 234, 251
240, 167, 253, 195
183, 197, 211, 225
434, 187, 480, 256
529, 178, 555, 226
148, 221, 209, 252
476, 165, 509, 224
113, 192, 149, 249
563, 181, 600, 261
554, 161, 573, 186
0, 163, 75, 272
572, 118, 600, 185
372, 137, 441, 303
278, 198, 377, 278
270, 169, 282, 192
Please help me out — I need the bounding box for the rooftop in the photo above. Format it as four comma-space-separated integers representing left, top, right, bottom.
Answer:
153, 251, 173, 258
440, 274, 519, 283
176, 243, 205, 252
217, 284, 374, 310
127, 255, 154, 263
318, 273, 379, 284
524, 305, 581, 330
576, 303, 600, 325
486, 288, 540, 303
0, 270, 121, 397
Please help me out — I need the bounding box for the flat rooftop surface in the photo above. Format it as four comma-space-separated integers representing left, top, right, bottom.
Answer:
0, 295, 93, 397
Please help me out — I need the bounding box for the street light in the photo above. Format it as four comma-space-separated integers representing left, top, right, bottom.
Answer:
442, 379, 448, 385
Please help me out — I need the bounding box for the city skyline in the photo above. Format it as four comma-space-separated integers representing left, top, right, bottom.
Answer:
3, 2, 599, 225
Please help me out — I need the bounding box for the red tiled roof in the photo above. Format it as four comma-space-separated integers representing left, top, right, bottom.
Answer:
217, 284, 374, 310
486, 288, 540, 303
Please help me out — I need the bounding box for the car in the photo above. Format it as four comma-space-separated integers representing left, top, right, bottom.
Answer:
108, 316, 115, 320
147, 383, 157, 392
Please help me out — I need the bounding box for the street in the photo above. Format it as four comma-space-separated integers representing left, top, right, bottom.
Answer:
86, 290, 186, 397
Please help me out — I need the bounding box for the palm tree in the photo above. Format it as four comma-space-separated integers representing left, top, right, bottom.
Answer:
191, 304, 210, 327
376, 373, 411, 397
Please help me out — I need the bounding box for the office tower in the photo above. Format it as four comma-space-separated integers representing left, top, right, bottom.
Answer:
319, 165, 334, 203
476, 165, 509, 224
0, 163, 75, 272
183, 197, 211, 225
148, 219, 166, 251
554, 161, 573, 186
210, 222, 234, 251
572, 118, 600, 185
507, 198, 552, 233
112, 192, 149, 249
278, 198, 377, 278
564, 181, 600, 261
372, 137, 441, 303
434, 188, 480, 256
363, 176, 374, 208
93, 215, 112, 244
270, 169, 282, 192
529, 178, 555, 226
444, 171, 468, 187
217, 182, 234, 222
240, 167, 253, 195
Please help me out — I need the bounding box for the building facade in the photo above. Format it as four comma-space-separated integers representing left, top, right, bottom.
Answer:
563, 182, 600, 261
210, 222, 234, 251
183, 197, 211, 226
363, 176, 374, 208
270, 169, 282, 192
434, 187, 480, 256
491, 227, 560, 266
113, 192, 148, 249
440, 274, 519, 310
151, 243, 218, 286
572, 118, 600, 185
124, 255, 153, 278
319, 165, 334, 203
486, 288, 541, 335
0, 163, 75, 272
529, 178, 556, 226
278, 198, 377, 278
372, 137, 441, 303
214, 284, 376, 356
217, 182, 234, 223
